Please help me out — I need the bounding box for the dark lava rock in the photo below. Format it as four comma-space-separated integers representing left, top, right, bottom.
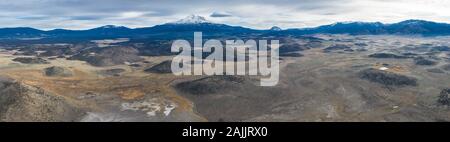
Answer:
13, 50, 37, 56
44, 66, 73, 77
129, 63, 142, 67
355, 48, 368, 52
414, 57, 438, 66
402, 53, 419, 58
442, 64, 450, 71
144, 60, 173, 74
12, 57, 49, 64
69, 46, 143, 67
427, 68, 445, 74
278, 43, 310, 53
431, 46, 450, 52
137, 41, 175, 56
323, 44, 352, 52
99, 68, 126, 76
359, 68, 417, 87
40, 50, 64, 57
304, 41, 323, 48
39, 47, 73, 57
355, 43, 368, 46
175, 75, 248, 95
0, 76, 81, 121
343, 49, 355, 52
368, 53, 407, 59
438, 89, 450, 106
279, 52, 303, 57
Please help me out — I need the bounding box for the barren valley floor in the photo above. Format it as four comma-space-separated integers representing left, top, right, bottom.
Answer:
1, 35, 450, 122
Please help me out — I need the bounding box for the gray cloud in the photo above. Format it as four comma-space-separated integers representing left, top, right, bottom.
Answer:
17, 16, 50, 20
210, 12, 233, 17
69, 15, 106, 21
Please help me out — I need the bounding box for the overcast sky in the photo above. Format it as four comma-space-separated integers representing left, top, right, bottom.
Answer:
0, 0, 449, 30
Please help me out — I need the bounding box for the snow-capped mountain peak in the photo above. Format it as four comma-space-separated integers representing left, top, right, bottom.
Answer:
97, 25, 127, 29
270, 26, 282, 31
397, 19, 429, 25
171, 15, 212, 24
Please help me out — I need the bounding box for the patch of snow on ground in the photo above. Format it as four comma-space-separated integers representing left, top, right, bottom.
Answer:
379, 67, 389, 70
121, 98, 177, 117
164, 103, 177, 116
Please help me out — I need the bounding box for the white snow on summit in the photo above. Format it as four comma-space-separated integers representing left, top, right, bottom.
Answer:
171, 15, 212, 24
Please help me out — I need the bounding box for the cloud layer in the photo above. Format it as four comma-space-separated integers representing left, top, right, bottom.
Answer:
0, 0, 449, 30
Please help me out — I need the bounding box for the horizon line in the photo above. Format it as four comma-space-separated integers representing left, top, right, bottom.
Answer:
0, 18, 447, 31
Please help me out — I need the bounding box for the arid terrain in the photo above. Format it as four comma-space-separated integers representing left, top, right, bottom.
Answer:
1, 34, 450, 122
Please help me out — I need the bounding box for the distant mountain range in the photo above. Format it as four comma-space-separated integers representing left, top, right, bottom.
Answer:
282, 20, 450, 35
1, 15, 450, 40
